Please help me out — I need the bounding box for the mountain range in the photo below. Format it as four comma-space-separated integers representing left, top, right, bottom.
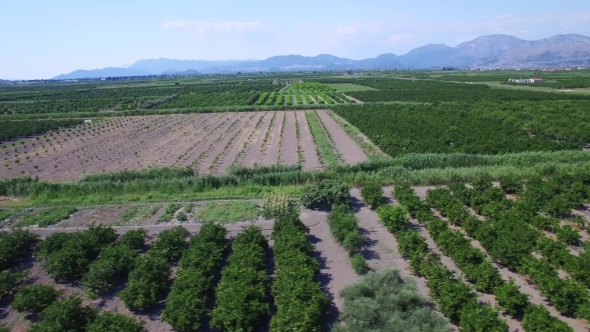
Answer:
52, 34, 590, 79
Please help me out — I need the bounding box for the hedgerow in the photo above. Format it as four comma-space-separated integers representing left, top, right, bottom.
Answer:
11, 285, 60, 314
271, 215, 330, 331
82, 244, 139, 294
211, 227, 270, 331
162, 223, 227, 331
0, 229, 39, 271
119, 255, 170, 311
148, 226, 188, 262
42, 226, 118, 282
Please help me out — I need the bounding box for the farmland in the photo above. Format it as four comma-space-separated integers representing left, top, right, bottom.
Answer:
2, 70, 590, 331
0, 110, 368, 180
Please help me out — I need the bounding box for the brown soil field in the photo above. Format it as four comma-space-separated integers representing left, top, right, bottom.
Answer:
316, 110, 368, 164
1, 111, 365, 181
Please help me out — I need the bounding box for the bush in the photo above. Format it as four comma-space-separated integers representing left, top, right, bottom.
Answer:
360, 182, 385, 209
119, 255, 170, 311
211, 227, 270, 332
459, 303, 508, 332
148, 226, 188, 262
82, 245, 139, 294
120, 228, 148, 250
271, 215, 329, 332
163, 223, 227, 331
261, 192, 297, 218
44, 226, 118, 282
301, 180, 350, 208
30, 296, 97, 332
0, 269, 27, 298
350, 254, 370, 275
493, 279, 529, 315
36, 232, 75, 261
377, 205, 409, 232
176, 211, 187, 222
327, 204, 363, 254
87, 312, 145, 332
500, 175, 524, 194
19, 206, 76, 227
12, 285, 60, 314
522, 304, 573, 332
333, 269, 449, 332
0, 229, 39, 271
557, 225, 581, 246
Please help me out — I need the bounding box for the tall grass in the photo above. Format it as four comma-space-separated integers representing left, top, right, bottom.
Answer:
3, 151, 590, 205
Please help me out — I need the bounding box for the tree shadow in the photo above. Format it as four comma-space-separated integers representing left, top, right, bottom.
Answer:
358, 227, 380, 261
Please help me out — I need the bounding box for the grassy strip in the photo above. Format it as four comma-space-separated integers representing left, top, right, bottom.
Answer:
157, 203, 181, 223
192, 201, 260, 223
22, 161, 590, 206
305, 111, 341, 167
19, 206, 76, 227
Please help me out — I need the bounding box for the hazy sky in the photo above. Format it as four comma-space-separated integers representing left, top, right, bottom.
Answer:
2, 0, 590, 79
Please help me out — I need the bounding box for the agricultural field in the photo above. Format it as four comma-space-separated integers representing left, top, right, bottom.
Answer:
0, 110, 368, 180
2, 70, 590, 331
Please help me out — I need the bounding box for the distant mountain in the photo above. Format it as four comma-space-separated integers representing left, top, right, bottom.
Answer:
54, 67, 153, 80
52, 34, 590, 79
161, 69, 201, 76
129, 58, 254, 73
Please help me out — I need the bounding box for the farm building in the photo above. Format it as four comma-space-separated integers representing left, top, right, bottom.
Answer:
508, 78, 544, 83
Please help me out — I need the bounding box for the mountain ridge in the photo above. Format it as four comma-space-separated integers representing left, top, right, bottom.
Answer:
52, 34, 590, 79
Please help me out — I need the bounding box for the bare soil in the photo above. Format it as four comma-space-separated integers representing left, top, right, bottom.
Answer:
1, 111, 346, 180
316, 110, 368, 164
279, 112, 299, 165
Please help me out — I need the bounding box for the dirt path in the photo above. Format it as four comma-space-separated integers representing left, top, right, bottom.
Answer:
350, 188, 457, 330
279, 111, 299, 165
316, 110, 367, 164
300, 207, 360, 319
260, 111, 285, 166
343, 94, 363, 104
295, 111, 322, 170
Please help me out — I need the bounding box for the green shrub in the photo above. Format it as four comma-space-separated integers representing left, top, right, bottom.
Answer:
87, 312, 145, 332
163, 224, 227, 331
557, 225, 581, 245
333, 269, 450, 332
492, 280, 529, 315
459, 303, 508, 332
82, 245, 139, 294
500, 175, 524, 194
0, 229, 39, 270
30, 296, 97, 332
301, 180, 350, 208
119, 255, 170, 311
176, 211, 187, 221
19, 206, 77, 227
36, 232, 75, 261
44, 226, 118, 282
327, 204, 363, 253
157, 203, 181, 223
350, 254, 370, 275
377, 205, 409, 232
11, 285, 60, 314
0, 269, 27, 298
261, 192, 297, 219
211, 227, 270, 331
120, 228, 148, 250
360, 182, 385, 209
148, 226, 188, 262
522, 304, 573, 332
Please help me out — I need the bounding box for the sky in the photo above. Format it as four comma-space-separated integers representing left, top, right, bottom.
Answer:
1, 0, 590, 79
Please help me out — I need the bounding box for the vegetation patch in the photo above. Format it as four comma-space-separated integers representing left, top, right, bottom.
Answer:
19, 206, 77, 227
192, 201, 260, 223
